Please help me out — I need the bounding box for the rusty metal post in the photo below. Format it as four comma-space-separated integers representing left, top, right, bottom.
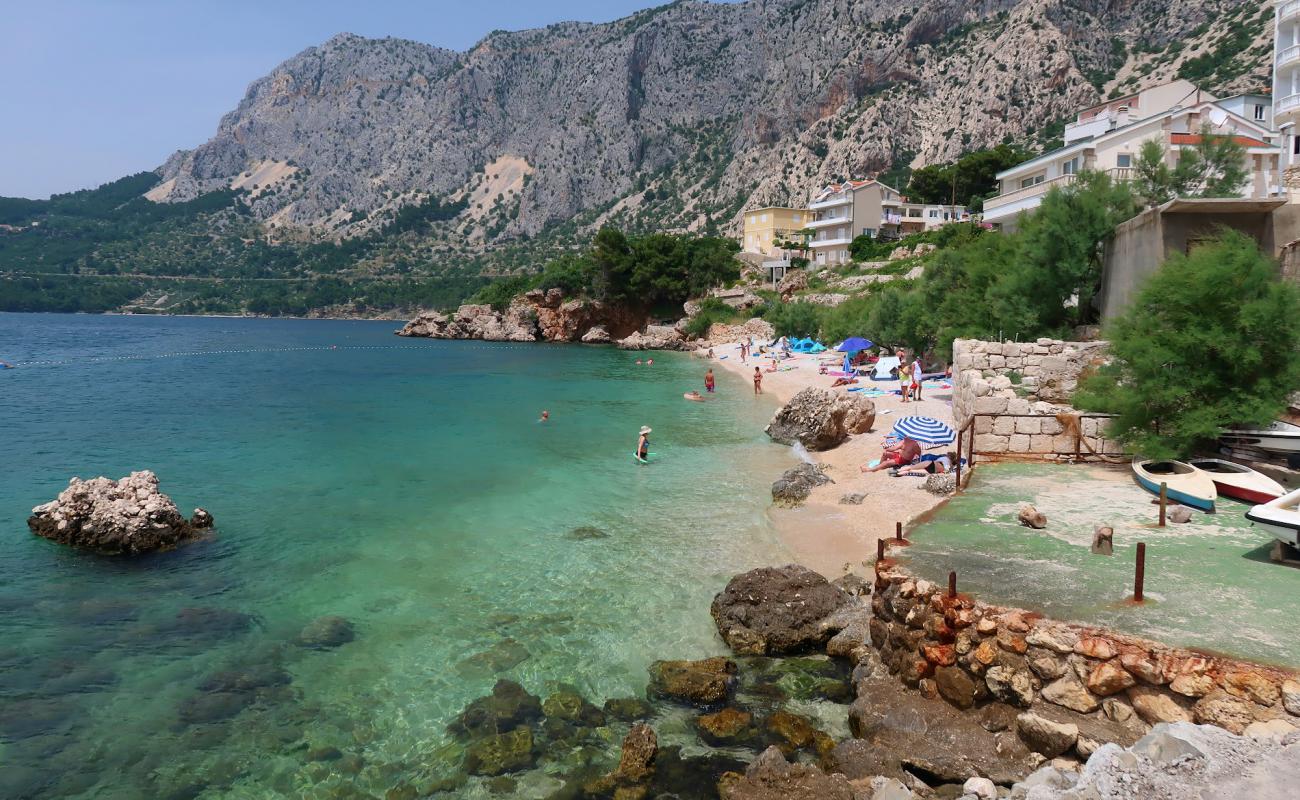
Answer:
1158, 482, 1167, 527
948, 570, 957, 599
896, 521, 904, 542
877, 538, 886, 562
1134, 542, 1146, 602
955, 428, 963, 487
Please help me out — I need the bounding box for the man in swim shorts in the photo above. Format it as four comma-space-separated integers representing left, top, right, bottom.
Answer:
705, 368, 715, 393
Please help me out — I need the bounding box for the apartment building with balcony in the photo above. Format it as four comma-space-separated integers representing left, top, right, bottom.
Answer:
806, 180, 905, 265
899, 202, 970, 234
983, 81, 1282, 230
740, 206, 811, 256
1275, 0, 1300, 174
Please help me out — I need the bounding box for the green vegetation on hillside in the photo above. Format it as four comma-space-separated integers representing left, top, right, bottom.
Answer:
1076, 230, 1300, 458
904, 144, 1033, 212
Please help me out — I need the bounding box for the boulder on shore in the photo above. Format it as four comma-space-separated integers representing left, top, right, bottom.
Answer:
616, 324, 689, 351
765, 387, 876, 451
717, 746, 855, 800
710, 565, 852, 655
647, 657, 738, 707
771, 463, 833, 508
27, 471, 212, 554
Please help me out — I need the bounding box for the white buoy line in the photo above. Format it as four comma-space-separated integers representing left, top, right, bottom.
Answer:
7, 341, 554, 368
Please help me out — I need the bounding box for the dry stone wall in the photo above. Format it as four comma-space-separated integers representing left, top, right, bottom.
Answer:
865, 566, 1300, 758
952, 338, 1120, 459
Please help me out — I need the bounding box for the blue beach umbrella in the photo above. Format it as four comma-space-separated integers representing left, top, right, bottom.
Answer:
891, 416, 955, 446
837, 337, 873, 353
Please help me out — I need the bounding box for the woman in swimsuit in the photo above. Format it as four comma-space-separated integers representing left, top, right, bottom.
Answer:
637, 426, 652, 460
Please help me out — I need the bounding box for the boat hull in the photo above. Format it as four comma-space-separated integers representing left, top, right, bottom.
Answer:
1246, 487, 1300, 547
1211, 481, 1281, 505
1131, 460, 1217, 512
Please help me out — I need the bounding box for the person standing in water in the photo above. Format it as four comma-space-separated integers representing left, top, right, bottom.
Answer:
540, 410, 550, 422
740, 341, 748, 363
705, 368, 715, 393
636, 426, 652, 461
753, 367, 763, 395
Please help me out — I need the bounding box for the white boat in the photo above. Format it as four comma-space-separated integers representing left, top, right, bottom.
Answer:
1131, 459, 1217, 513
1186, 458, 1285, 505
1219, 420, 1300, 455
1246, 487, 1300, 550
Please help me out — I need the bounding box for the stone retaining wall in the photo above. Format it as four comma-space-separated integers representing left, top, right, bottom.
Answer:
952, 338, 1122, 459
866, 565, 1300, 758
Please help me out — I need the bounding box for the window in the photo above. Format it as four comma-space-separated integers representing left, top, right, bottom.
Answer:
1062, 157, 1079, 175
760, 213, 768, 222
1255, 104, 1265, 121
1019, 175, 1045, 189
1293, 135, 1299, 156
748, 215, 755, 224
1116, 153, 1132, 168
928, 210, 939, 218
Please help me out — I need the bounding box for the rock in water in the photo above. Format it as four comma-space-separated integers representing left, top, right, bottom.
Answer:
710, 565, 852, 655
294, 616, 356, 649
1169, 505, 1193, 524
1017, 503, 1047, 529
27, 471, 211, 554
647, 657, 738, 706
765, 388, 875, 451
771, 463, 833, 508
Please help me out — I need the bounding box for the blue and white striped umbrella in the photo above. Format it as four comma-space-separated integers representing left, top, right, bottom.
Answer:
891, 416, 955, 445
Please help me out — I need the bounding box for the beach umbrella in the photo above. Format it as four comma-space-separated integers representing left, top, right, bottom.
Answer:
891, 416, 955, 446
837, 336, 873, 353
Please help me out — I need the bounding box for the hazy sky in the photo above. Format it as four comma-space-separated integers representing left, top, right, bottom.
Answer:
1, 0, 713, 199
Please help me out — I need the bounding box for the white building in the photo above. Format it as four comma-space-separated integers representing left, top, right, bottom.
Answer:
1274, 0, 1300, 174
983, 80, 1283, 230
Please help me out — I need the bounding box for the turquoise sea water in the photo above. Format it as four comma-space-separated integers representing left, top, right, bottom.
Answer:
0, 313, 796, 799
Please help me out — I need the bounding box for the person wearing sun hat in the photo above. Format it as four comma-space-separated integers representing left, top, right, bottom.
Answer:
636, 426, 652, 461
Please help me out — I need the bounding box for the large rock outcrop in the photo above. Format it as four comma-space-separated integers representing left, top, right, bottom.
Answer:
616, 324, 689, 351
396, 302, 538, 341
711, 565, 853, 655
717, 746, 855, 800
397, 289, 651, 345
765, 388, 876, 451
27, 471, 212, 555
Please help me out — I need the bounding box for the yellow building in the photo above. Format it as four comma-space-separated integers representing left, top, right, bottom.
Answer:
741, 206, 810, 256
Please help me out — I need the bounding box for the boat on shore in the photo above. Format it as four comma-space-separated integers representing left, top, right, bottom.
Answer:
1186, 458, 1285, 505
1245, 487, 1300, 552
1219, 420, 1300, 455
1131, 458, 1217, 512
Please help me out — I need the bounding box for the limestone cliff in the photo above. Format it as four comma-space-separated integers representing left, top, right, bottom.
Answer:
155, 0, 1271, 250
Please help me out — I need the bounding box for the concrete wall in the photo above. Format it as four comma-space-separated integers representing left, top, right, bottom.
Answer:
952, 338, 1120, 459
1101, 207, 1278, 321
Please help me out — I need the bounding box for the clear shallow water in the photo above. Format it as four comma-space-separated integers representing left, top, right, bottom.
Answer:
903, 463, 1300, 668
0, 313, 795, 799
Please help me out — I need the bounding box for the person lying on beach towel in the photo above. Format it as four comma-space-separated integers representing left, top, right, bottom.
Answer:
830, 376, 858, 387
861, 437, 921, 472
893, 452, 956, 477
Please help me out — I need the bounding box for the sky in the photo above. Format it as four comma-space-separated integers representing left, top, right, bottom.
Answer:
0, 0, 713, 200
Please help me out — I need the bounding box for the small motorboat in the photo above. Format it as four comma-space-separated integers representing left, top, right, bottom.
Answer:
1186, 458, 1285, 505
1246, 487, 1300, 551
1132, 458, 1217, 513
1219, 420, 1300, 455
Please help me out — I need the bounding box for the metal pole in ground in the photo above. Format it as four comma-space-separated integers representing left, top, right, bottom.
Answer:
1158, 482, 1167, 527
877, 538, 886, 563
896, 521, 904, 542
1134, 542, 1146, 602
948, 570, 957, 599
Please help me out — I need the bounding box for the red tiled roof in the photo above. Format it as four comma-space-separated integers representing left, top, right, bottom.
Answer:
1171, 132, 1271, 148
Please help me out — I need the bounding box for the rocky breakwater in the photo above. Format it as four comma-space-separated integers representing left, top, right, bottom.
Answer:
28, 471, 213, 554
865, 564, 1300, 763
765, 387, 876, 451
396, 288, 666, 346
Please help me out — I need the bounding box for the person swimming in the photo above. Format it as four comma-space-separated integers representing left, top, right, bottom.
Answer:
684, 391, 704, 402
0, 361, 12, 369
636, 426, 651, 460
540, 410, 550, 422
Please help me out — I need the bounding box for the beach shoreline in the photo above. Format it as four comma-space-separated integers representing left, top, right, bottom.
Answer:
699, 341, 957, 578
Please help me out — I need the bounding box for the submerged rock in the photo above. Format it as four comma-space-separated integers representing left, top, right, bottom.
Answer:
566, 525, 610, 540
449, 679, 543, 738
456, 638, 531, 676
765, 388, 876, 451
604, 696, 653, 722
696, 707, 756, 746
27, 471, 212, 554
464, 727, 535, 776
771, 463, 833, 508
542, 688, 606, 727
648, 657, 737, 707
711, 565, 852, 655
294, 615, 355, 649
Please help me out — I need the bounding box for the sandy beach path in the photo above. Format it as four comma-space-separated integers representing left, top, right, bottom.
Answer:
701, 341, 956, 578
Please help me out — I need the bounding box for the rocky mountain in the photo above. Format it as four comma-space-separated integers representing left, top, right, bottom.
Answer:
155, 0, 1272, 251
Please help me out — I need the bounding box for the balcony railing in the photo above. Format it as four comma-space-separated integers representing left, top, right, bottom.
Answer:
806, 214, 850, 228
1282, 0, 1300, 23
984, 174, 1077, 213
1278, 44, 1300, 66
1279, 93, 1300, 114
